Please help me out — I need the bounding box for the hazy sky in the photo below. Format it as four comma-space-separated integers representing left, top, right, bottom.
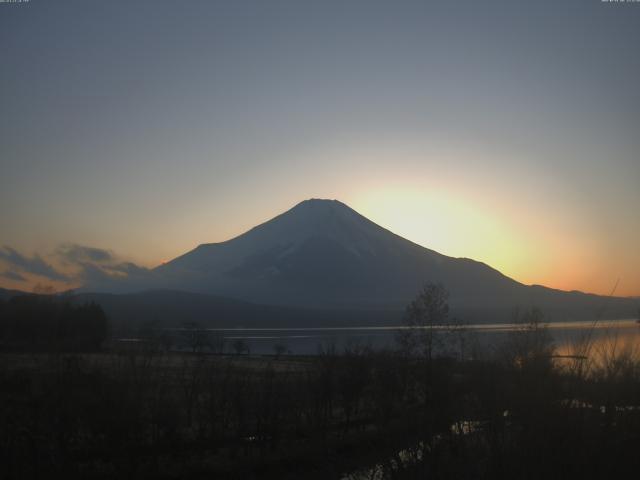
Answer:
1, 0, 639, 296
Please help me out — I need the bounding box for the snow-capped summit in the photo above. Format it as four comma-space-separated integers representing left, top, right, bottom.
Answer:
83, 198, 636, 321
149, 198, 519, 308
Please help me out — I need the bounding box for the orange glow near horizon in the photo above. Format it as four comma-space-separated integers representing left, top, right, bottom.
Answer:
349, 186, 639, 298
2, 1, 639, 301
0, 189, 638, 298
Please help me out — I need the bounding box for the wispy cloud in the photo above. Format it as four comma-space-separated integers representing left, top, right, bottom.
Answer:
55, 243, 151, 286
0, 244, 151, 289
57, 244, 115, 264
74, 259, 150, 284
0, 246, 69, 281
1, 270, 27, 282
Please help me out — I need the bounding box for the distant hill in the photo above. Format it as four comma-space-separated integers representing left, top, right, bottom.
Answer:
87, 198, 636, 322
71, 290, 399, 332
0, 287, 31, 301
1, 285, 635, 331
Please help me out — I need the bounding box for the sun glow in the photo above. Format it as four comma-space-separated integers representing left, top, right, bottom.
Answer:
354, 185, 570, 283
347, 182, 638, 296
353, 186, 529, 272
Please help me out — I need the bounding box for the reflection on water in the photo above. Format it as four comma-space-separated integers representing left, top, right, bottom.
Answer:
343, 420, 486, 480
171, 319, 639, 333
340, 322, 640, 480
552, 320, 640, 367
167, 319, 640, 358
342, 442, 425, 480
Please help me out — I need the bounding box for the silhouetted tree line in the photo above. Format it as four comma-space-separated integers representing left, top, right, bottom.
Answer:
0, 295, 108, 352
0, 285, 639, 479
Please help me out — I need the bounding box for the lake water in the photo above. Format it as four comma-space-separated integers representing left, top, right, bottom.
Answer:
170, 319, 640, 358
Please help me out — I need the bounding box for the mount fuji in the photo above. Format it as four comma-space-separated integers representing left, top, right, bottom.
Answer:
98, 198, 634, 321
150, 199, 519, 308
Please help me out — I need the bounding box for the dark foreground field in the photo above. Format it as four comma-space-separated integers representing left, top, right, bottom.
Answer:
2, 293, 640, 479
2, 332, 640, 480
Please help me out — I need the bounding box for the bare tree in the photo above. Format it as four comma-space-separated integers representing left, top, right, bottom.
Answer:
397, 283, 450, 361
501, 306, 554, 372
182, 321, 209, 354
232, 338, 250, 355
273, 342, 287, 358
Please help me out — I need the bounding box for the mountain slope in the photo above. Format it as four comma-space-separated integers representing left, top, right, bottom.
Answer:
106, 198, 632, 321
149, 199, 524, 309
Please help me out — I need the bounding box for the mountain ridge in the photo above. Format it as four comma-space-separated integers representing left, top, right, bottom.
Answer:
148, 199, 522, 308
75, 198, 637, 322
